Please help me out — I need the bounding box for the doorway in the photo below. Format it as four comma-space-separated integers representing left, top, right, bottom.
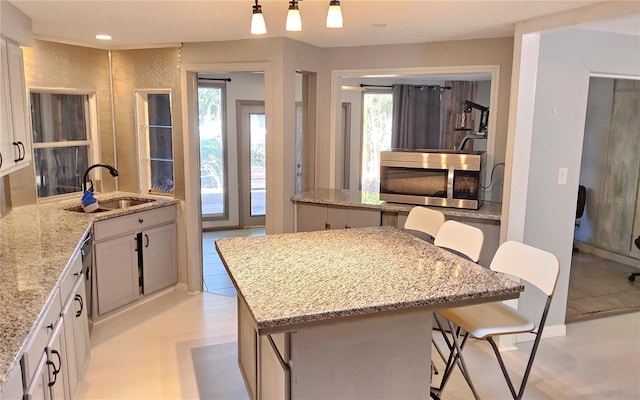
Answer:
237, 101, 266, 227
569, 76, 640, 322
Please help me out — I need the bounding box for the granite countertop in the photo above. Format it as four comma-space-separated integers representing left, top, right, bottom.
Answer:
216, 226, 522, 335
291, 188, 502, 221
0, 192, 178, 389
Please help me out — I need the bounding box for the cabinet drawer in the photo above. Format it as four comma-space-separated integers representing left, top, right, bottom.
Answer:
93, 205, 176, 241
21, 288, 62, 385
59, 249, 83, 302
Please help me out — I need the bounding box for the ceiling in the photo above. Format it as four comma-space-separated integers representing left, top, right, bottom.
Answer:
9, 0, 639, 50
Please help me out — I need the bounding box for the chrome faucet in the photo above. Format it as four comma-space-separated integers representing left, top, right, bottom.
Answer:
82, 164, 119, 192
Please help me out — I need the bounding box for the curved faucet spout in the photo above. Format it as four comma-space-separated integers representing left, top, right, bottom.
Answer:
82, 164, 119, 192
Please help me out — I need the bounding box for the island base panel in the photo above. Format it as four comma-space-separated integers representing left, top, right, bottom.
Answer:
257, 312, 432, 399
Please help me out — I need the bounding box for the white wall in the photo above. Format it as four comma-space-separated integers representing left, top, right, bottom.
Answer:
520, 29, 640, 327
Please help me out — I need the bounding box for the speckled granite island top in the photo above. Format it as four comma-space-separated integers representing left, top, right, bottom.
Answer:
291, 188, 502, 221
0, 192, 178, 388
216, 226, 522, 334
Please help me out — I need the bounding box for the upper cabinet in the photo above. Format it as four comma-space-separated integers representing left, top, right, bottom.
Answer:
0, 37, 31, 176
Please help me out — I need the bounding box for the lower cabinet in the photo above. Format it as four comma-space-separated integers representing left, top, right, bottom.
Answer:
296, 204, 381, 232
93, 205, 178, 316
21, 248, 91, 400
95, 234, 140, 315
3, 363, 24, 400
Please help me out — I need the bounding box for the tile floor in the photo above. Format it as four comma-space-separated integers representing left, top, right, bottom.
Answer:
202, 228, 265, 297
567, 250, 640, 322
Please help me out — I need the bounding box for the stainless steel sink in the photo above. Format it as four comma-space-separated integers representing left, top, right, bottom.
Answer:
100, 198, 155, 210
65, 197, 156, 213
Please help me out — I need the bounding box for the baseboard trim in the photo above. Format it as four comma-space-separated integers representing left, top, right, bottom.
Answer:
174, 282, 189, 293
574, 241, 640, 268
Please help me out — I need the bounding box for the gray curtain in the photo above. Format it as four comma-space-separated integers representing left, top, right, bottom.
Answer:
391, 85, 442, 149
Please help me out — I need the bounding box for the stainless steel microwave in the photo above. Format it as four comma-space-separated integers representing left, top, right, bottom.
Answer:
379, 150, 483, 210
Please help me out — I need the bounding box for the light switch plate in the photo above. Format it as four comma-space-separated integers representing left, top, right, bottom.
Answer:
558, 168, 568, 185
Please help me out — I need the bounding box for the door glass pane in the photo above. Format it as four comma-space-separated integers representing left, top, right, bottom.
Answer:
198, 86, 225, 216
361, 92, 393, 192
250, 113, 266, 216
147, 94, 174, 192
34, 146, 88, 198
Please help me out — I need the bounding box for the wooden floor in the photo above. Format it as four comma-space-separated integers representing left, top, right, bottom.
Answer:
76, 290, 640, 399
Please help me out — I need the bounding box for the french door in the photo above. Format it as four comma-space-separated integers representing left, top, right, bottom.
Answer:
238, 101, 266, 227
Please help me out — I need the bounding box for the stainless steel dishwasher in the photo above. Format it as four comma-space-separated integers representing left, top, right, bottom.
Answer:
80, 232, 94, 332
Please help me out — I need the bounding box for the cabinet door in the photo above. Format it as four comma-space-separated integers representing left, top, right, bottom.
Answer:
72, 273, 91, 379
142, 223, 177, 295
95, 234, 140, 315
3, 363, 24, 400
45, 318, 67, 400
0, 39, 14, 174
61, 295, 78, 399
60, 274, 90, 399
296, 204, 328, 232
327, 207, 348, 230
6, 40, 30, 165
346, 208, 381, 229
24, 353, 50, 400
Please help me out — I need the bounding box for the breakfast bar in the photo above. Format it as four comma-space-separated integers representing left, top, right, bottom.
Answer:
215, 226, 523, 399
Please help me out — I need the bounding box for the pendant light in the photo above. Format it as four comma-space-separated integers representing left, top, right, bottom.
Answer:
251, 0, 267, 35
326, 0, 343, 28
286, 0, 302, 32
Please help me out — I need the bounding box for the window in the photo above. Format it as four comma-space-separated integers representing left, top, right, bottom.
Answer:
361, 91, 393, 192
135, 90, 174, 194
197, 79, 227, 218
30, 92, 97, 199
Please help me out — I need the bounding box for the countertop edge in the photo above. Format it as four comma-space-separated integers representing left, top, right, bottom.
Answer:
290, 189, 501, 221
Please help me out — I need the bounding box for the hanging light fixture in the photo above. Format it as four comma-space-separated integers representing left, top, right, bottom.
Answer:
326, 0, 343, 28
286, 0, 302, 32
251, 0, 267, 35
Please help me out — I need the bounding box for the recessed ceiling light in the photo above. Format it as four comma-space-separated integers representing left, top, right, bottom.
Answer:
95, 34, 112, 40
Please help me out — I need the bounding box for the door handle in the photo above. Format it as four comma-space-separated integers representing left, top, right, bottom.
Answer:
12, 142, 20, 162
18, 142, 25, 161
75, 294, 84, 317
145, 234, 149, 248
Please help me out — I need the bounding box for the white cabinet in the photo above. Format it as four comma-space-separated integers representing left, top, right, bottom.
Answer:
2, 364, 24, 400
295, 203, 381, 232
95, 234, 140, 315
93, 205, 178, 316
0, 36, 31, 176
22, 293, 68, 400
142, 222, 178, 295
61, 273, 90, 399
21, 248, 91, 400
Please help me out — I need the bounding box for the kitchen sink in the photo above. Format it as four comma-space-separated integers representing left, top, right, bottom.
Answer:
100, 198, 155, 210
65, 197, 156, 213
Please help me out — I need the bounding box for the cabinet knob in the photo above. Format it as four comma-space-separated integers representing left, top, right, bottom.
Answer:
138, 219, 144, 224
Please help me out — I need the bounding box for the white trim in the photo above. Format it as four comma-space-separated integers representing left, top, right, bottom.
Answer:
181, 61, 272, 293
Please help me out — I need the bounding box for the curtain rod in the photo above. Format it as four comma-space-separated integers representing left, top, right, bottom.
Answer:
359, 84, 451, 90
198, 77, 232, 82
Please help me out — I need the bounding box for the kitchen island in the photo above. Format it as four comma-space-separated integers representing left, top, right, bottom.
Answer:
216, 226, 522, 399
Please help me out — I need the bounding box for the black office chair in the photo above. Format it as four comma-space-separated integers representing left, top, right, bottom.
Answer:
573, 185, 586, 252
629, 236, 640, 282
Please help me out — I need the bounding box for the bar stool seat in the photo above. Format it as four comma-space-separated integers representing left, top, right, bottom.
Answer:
438, 302, 534, 339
